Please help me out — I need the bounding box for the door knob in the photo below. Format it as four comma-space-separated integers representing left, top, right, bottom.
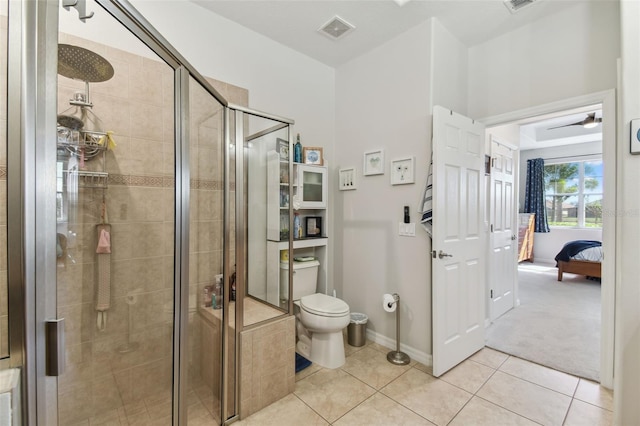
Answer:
438, 250, 453, 259
511, 235, 517, 240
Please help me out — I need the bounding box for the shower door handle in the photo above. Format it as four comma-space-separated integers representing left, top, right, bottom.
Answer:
45, 319, 65, 376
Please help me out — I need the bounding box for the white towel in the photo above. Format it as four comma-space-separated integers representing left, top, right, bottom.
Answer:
418, 157, 433, 237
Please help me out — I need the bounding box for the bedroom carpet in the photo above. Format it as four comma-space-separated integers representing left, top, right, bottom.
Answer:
486, 262, 601, 382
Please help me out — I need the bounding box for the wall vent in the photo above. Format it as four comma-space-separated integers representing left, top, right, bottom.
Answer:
318, 16, 355, 40
503, 0, 536, 14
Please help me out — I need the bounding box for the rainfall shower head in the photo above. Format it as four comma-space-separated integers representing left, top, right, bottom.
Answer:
58, 44, 114, 82
56, 45, 114, 160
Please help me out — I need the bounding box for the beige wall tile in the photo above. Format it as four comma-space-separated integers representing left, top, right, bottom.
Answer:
130, 63, 164, 107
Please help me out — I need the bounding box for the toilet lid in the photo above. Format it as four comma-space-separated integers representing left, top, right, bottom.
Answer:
300, 293, 349, 317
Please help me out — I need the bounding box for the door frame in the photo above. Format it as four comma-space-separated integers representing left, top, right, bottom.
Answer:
480, 89, 616, 388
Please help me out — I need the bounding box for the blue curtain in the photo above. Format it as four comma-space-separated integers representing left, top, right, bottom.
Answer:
524, 158, 550, 233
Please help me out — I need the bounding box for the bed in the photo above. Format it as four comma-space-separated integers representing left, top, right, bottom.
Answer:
555, 240, 602, 282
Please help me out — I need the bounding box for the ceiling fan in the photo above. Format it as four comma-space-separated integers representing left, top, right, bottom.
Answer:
548, 113, 602, 130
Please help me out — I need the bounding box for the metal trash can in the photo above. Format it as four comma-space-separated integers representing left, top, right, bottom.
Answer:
347, 313, 368, 347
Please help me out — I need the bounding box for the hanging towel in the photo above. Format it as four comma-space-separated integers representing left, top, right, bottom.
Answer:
418, 157, 433, 237
99, 131, 117, 151
96, 228, 111, 254
95, 224, 112, 330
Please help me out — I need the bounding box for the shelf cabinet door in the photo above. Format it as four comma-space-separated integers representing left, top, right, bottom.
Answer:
295, 164, 327, 209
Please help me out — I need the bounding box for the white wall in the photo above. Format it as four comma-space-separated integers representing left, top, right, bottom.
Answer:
129, 0, 335, 157
334, 20, 433, 358
468, 1, 620, 120
532, 228, 602, 265
430, 19, 468, 115
615, 2, 640, 424
333, 18, 469, 359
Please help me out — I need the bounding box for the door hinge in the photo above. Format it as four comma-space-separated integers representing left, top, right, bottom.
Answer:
490, 289, 494, 299
490, 224, 493, 233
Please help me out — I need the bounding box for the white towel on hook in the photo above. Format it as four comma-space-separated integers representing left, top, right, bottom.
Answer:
418, 156, 433, 237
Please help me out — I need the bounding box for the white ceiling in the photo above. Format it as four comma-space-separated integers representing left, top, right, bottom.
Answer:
519, 106, 603, 150
192, 0, 586, 67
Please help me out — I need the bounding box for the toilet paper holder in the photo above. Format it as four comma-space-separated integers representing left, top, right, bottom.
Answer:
384, 293, 411, 365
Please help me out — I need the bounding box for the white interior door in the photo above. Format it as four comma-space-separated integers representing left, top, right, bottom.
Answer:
432, 106, 486, 377
489, 137, 517, 321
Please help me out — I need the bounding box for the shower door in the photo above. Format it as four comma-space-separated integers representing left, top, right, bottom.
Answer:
13, 0, 232, 424
54, 3, 183, 425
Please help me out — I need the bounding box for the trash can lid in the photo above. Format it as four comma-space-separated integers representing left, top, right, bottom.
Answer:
350, 313, 368, 324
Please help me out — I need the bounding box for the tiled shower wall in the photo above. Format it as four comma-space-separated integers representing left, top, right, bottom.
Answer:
56, 32, 177, 424
55, 31, 247, 424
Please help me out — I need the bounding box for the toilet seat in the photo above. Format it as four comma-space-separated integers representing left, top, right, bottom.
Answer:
300, 293, 349, 317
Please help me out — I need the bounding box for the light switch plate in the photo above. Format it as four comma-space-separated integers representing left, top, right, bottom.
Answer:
398, 222, 416, 237
631, 119, 640, 154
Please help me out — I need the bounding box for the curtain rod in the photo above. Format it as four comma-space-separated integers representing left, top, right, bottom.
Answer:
532, 153, 601, 161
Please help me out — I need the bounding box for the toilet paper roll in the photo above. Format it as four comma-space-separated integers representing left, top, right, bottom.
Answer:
383, 293, 397, 312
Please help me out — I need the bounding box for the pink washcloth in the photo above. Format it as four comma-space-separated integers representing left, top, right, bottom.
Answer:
96, 228, 111, 254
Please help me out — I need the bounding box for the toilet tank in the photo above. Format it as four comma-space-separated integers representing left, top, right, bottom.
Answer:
279, 260, 320, 301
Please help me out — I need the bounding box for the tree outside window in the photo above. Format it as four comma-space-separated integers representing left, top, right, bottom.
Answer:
544, 160, 603, 228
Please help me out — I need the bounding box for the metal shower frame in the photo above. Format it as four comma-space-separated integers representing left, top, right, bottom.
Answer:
9, 0, 294, 424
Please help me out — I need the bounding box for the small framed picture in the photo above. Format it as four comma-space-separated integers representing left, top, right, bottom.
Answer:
277, 138, 289, 161
363, 149, 384, 176
338, 167, 357, 190
303, 147, 323, 165
390, 156, 415, 185
305, 216, 322, 237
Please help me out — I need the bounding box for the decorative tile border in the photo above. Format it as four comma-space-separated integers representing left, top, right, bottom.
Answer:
108, 172, 228, 190
0, 168, 229, 190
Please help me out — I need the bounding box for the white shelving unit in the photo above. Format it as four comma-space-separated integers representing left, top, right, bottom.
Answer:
267, 153, 329, 304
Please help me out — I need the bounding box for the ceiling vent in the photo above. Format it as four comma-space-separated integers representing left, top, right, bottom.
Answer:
503, 0, 536, 14
318, 16, 355, 40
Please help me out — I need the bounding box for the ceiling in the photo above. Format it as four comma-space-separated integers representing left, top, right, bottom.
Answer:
518, 106, 603, 151
191, 0, 602, 149
192, 0, 585, 67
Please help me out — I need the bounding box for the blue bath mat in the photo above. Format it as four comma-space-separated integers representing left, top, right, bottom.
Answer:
295, 353, 311, 373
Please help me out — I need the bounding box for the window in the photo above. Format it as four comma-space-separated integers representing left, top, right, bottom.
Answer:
544, 160, 603, 228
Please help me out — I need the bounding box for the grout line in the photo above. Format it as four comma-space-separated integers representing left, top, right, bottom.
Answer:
472, 394, 546, 425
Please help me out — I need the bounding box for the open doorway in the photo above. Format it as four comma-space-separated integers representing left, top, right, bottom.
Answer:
482, 92, 615, 387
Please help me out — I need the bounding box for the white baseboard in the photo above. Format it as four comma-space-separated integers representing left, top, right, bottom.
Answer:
365, 329, 432, 366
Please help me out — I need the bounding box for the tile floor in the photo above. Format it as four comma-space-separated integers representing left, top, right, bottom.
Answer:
236, 340, 613, 426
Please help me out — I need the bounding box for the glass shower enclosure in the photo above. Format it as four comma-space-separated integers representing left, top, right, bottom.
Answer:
1, 0, 294, 424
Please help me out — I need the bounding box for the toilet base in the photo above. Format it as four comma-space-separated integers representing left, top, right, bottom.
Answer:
308, 330, 346, 369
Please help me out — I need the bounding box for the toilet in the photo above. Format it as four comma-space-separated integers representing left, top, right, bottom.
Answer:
280, 260, 350, 369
